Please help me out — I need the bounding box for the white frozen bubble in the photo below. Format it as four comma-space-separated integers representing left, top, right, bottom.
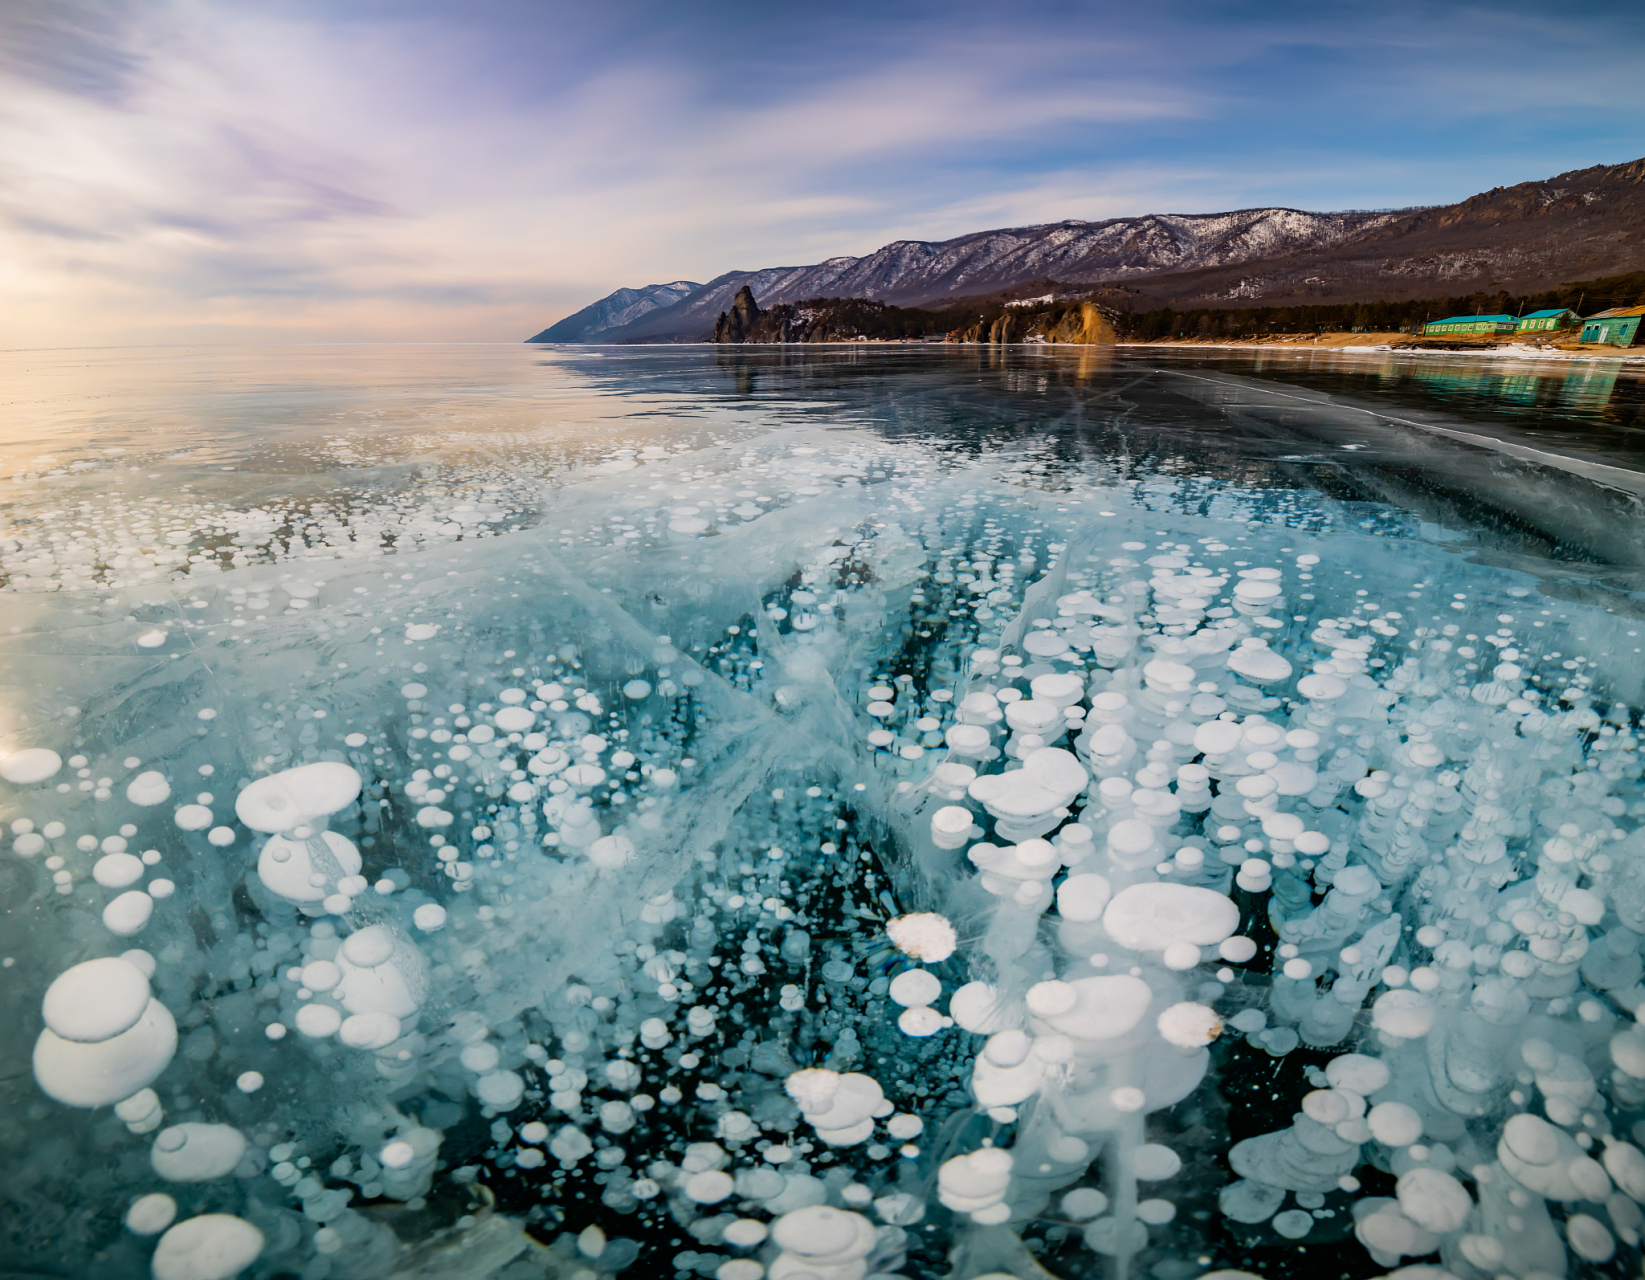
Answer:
686, 1170, 735, 1203
1157, 1002, 1222, 1048
897, 1007, 946, 1037
173, 805, 212, 831
885, 913, 956, 962
150, 1215, 263, 1280
1101, 882, 1239, 952
42, 957, 150, 1043
413, 904, 447, 931
257, 830, 361, 903
887, 969, 942, 1008
135, 630, 169, 648
125, 1192, 177, 1236
294, 1004, 342, 1038
103, 890, 154, 937
150, 1124, 247, 1182
125, 771, 171, 806
1, 749, 63, 785
236, 762, 361, 833
339, 1012, 402, 1049
1366, 1101, 1423, 1147
94, 853, 145, 888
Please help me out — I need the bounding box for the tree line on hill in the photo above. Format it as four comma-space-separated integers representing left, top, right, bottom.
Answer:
1121, 270, 1645, 340
705, 271, 1645, 345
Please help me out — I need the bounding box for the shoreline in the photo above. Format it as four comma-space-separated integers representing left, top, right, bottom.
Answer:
1122, 334, 1645, 364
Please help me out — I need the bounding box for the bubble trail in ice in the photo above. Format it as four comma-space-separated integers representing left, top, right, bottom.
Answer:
3, 365, 1645, 1280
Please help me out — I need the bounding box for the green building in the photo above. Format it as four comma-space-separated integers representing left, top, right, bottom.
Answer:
1515, 308, 1577, 332
1579, 306, 1645, 346
1421, 314, 1517, 336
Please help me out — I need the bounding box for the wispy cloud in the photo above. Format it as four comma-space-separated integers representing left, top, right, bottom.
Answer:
0, 0, 1641, 345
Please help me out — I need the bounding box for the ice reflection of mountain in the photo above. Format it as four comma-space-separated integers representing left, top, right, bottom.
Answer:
2, 345, 1645, 1280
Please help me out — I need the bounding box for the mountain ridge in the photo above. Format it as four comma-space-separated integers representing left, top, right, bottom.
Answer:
527, 156, 1645, 343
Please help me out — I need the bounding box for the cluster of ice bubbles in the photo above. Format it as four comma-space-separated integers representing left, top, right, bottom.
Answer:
5, 455, 1645, 1280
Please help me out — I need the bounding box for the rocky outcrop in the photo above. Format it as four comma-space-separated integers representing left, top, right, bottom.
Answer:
712, 286, 763, 342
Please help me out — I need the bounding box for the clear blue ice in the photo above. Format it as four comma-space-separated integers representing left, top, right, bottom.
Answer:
2, 344, 1645, 1280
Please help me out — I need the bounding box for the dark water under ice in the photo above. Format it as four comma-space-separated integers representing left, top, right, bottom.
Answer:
2, 343, 1645, 1280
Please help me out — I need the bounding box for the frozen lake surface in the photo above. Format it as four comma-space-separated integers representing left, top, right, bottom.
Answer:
3, 343, 1645, 1280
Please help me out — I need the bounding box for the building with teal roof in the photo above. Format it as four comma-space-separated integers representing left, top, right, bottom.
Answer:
1516, 309, 1577, 332
1420, 315, 1517, 336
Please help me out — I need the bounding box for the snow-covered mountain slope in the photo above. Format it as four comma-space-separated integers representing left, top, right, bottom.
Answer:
527, 280, 702, 343
583, 208, 1391, 342
527, 155, 1645, 341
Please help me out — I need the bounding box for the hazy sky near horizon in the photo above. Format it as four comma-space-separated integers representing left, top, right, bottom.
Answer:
4, 0, 1643, 346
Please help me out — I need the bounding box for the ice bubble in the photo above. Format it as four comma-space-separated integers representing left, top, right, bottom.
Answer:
103, 890, 154, 936
1027, 975, 1152, 1043
173, 805, 212, 831
1, 748, 63, 785
587, 832, 636, 870
937, 1147, 1014, 1218
785, 1069, 888, 1146
42, 958, 151, 1044
236, 762, 362, 833
888, 969, 942, 1008
1567, 1214, 1616, 1262
125, 1192, 177, 1236
770, 1205, 876, 1273
1396, 1168, 1472, 1234
885, 913, 956, 962
1056, 873, 1113, 922
405, 623, 439, 641
413, 903, 447, 932
930, 805, 976, 849
1219, 936, 1258, 963
949, 982, 1013, 1034
295, 1004, 342, 1038
478, 1070, 525, 1109
1110, 1086, 1147, 1112
1326, 1054, 1392, 1095
339, 1013, 401, 1049
1101, 883, 1239, 951
1063, 1188, 1109, 1219
898, 1007, 946, 1037
258, 830, 362, 903
1157, 1002, 1222, 1048
33, 999, 156, 1108
125, 771, 172, 806
1163, 943, 1202, 970
136, 630, 168, 648
150, 1124, 248, 1182
494, 706, 535, 732
94, 853, 145, 888
724, 1219, 769, 1247
1219, 1179, 1285, 1224
236, 1072, 262, 1093
1134, 1144, 1183, 1180
150, 1214, 263, 1280
686, 1170, 735, 1203
1602, 1141, 1645, 1200
1371, 990, 1435, 1039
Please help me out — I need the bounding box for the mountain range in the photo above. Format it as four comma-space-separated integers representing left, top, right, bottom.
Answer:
529, 156, 1645, 343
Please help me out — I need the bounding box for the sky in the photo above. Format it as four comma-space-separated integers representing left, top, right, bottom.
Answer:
3, 0, 1643, 347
